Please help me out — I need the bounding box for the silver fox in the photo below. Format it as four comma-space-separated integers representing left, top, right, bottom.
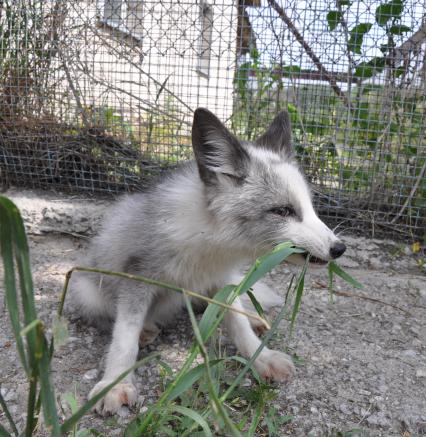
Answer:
71, 108, 346, 415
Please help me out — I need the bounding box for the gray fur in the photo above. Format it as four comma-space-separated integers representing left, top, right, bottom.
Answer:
70, 108, 346, 415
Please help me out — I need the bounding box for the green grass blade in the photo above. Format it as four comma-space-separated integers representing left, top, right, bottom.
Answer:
134, 285, 237, 433
166, 359, 224, 402
246, 290, 265, 319
169, 405, 212, 437
0, 422, 13, 437
290, 258, 309, 334
221, 272, 297, 403
247, 400, 263, 437
199, 285, 236, 340
61, 353, 160, 434
184, 294, 242, 437
328, 261, 363, 289
9, 198, 38, 324
24, 380, 38, 437
0, 387, 19, 436
35, 324, 61, 436
0, 200, 28, 374
237, 244, 305, 293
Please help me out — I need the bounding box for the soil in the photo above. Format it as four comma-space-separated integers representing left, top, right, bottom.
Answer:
0, 189, 425, 437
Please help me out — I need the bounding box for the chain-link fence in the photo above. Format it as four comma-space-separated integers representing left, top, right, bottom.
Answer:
0, 0, 425, 240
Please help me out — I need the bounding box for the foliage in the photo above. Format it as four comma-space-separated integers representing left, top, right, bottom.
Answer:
0, 1, 63, 118
232, 1, 425, 231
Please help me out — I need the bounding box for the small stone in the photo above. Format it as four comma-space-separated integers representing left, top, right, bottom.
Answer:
401, 350, 417, 358
83, 369, 98, 380
377, 384, 388, 393
242, 378, 251, 387
416, 369, 426, 378
291, 405, 299, 414
366, 412, 389, 427
3, 389, 16, 402
339, 403, 352, 415
369, 258, 381, 270
116, 406, 130, 419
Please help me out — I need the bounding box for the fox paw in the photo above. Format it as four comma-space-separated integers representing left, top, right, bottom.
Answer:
254, 349, 295, 382
89, 380, 138, 415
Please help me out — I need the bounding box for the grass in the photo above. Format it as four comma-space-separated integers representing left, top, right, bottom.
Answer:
0, 195, 364, 436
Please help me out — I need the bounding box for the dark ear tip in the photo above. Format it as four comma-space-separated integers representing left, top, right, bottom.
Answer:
277, 110, 290, 120
194, 107, 213, 120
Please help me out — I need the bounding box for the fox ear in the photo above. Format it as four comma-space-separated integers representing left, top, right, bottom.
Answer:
192, 108, 249, 185
255, 111, 293, 158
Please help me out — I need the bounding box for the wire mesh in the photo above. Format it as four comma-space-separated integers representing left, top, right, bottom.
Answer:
0, 0, 424, 240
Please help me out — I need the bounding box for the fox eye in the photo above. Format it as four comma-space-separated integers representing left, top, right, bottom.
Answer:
269, 206, 296, 217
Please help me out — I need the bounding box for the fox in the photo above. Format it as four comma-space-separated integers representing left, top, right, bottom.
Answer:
70, 108, 346, 415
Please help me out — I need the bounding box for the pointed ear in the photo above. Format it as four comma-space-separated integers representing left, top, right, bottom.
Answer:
192, 108, 249, 185
255, 111, 294, 157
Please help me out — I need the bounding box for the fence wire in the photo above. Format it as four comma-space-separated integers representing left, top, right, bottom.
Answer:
0, 0, 425, 240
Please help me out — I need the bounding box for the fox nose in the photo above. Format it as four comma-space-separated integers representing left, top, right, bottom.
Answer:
330, 242, 346, 259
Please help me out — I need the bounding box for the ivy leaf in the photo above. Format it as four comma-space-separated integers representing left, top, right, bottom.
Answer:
379, 42, 392, 53
389, 24, 411, 35
282, 65, 302, 74
354, 56, 386, 78
327, 10, 342, 31
394, 66, 406, 77
375, 1, 403, 27
337, 0, 352, 6
348, 23, 372, 54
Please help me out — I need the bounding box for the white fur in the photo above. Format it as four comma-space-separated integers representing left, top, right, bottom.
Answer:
71, 109, 346, 415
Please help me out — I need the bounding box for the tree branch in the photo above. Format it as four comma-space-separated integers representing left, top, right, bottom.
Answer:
267, 0, 351, 109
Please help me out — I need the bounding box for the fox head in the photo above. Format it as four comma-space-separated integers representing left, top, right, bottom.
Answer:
191, 108, 346, 263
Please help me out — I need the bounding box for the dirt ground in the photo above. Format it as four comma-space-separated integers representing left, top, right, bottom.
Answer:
0, 190, 425, 437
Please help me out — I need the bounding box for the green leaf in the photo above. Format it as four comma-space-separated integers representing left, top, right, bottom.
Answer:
389, 24, 411, 35
290, 259, 308, 332
327, 10, 342, 31
246, 290, 265, 320
337, 0, 352, 5
354, 56, 386, 78
328, 261, 363, 289
198, 285, 236, 341
63, 392, 79, 415
238, 243, 305, 294
170, 406, 212, 437
375, 1, 403, 27
282, 65, 302, 74
166, 359, 224, 402
348, 23, 372, 54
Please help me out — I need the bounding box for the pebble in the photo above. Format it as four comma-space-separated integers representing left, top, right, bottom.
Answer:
310, 406, 319, 414
339, 403, 352, 415
242, 378, 251, 387
366, 412, 389, 427
116, 406, 131, 419
416, 369, 426, 378
401, 350, 417, 358
2, 389, 16, 402
83, 369, 98, 380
